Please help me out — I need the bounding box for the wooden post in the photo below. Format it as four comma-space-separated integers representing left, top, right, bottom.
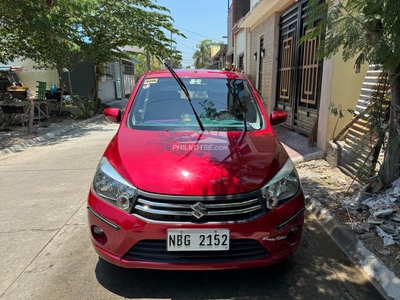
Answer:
28, 99, 34, 134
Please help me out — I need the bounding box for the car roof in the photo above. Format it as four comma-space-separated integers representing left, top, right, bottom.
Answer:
145, 69, 248, 80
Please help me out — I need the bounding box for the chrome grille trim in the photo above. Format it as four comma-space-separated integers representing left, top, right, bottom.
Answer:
135, 206, 192, 216
132, 191, 264, 222
135, 204, 261, 216
207, 206, 261, 215
137, 198, 260, 209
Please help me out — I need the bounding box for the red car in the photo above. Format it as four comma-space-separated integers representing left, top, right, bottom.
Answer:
87, 67, 305, 270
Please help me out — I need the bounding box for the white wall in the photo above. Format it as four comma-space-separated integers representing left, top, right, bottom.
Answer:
12, 58, 58, 96
227, 8, 233, 57
250, 0, 259, 9
99, 61, 119, 102
236, 31, 246, 55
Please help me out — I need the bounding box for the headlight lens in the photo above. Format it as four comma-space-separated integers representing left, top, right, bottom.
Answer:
261, 159, 300, 209
93, 157, 137, 211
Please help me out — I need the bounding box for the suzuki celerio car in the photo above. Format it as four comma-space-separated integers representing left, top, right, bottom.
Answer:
87, 66, 305, 270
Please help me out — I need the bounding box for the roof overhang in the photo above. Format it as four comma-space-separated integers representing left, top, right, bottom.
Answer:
239, 0, 280, 28
0, 65, 22, 71
120, 45, 143, 53
121, 58, 141, 65
211, 44, 227, 61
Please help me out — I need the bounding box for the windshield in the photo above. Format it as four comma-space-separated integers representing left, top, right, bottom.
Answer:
128, 77, 264, 131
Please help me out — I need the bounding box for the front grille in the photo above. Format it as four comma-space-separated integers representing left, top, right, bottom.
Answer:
123, 239, 269, 263
132, 191, 264, 222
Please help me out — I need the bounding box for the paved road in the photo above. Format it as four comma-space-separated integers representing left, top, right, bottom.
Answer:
0, 121, 386, 299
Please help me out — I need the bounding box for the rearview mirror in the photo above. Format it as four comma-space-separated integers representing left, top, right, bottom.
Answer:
104, 108, 121, 123
270, 110, 287, 126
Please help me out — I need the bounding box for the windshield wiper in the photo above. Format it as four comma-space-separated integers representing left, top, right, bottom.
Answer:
226, 81, 247, 132
164, 63, 205, 131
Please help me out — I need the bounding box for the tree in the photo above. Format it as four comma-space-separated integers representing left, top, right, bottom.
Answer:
132, 52, 163, 81
0, 0, 83, 128
303, 0, 400, 184
192, 39, 221, 69
0, 0, 83, 72
0, 0, 184, 108
72, 0, 184, 106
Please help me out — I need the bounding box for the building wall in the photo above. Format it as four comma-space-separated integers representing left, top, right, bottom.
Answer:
250, 0, 258, 8
227, 7, 233, 58
236, 0, 368, 152
233, 0, 250, 24
13, 58, 58, 96
123, 63, 136, 97
63, 60, 95, 98
317, 53, 368, 150
249, 13, 277, 115
236, 31, 246, 56
99, 61, 122, 103
210, 45, 221, 58
235, 30, 246, 70
11, 57, 130, 104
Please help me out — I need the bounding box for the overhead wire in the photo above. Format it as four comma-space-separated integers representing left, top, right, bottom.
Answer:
160, 6, 226, 12
174, 25, 225, 40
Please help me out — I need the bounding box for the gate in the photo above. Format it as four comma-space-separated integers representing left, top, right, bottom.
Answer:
276, 0, 324, 136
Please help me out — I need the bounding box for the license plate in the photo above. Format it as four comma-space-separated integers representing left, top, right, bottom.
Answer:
167, 229, 230, 251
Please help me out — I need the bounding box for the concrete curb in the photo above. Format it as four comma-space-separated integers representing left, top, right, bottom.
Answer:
306, 196, 400, 300
0, 114, 104, 158
292, 149, 325, 164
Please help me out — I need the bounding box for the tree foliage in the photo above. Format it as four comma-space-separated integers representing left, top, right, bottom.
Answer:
0, 0, 82, 67
303, 0, 400, 184
132, 53, 163, 81
0, 0, 184, 105
192, 39, 222, 69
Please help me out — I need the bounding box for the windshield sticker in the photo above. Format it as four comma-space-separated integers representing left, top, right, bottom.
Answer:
189, 79, 202, 85
143, 83, 150, 89
250, 123, 261, 130
144, 78, 158, 84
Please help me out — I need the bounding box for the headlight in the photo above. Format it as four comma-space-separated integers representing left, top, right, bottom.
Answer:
261, 159, 300, 209
93, 157, 137, 212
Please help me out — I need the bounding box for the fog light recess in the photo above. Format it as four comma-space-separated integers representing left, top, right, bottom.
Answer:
92, 225, 108, 244
287, 225, 301, 244
93, 226, 104, 235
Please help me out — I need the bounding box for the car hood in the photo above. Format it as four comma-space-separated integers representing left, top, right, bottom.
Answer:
104, 127, 288, 196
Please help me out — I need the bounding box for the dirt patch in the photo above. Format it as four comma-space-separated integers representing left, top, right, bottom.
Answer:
0, 113, 82, 151
297, 159, 400, 279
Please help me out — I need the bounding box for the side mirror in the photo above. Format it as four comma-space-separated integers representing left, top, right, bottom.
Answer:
270, 109, 287, 126
104, 108, 121, 123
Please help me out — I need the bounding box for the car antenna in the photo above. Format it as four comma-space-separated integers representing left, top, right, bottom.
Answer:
164, 63, 205, 131
226, 81, 247, 132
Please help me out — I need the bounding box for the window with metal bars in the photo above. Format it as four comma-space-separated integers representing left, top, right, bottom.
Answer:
238, 53, 244, 70
124, 65, 134, 75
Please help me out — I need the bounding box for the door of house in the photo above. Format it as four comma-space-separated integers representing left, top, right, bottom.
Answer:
276, 0, 323, 136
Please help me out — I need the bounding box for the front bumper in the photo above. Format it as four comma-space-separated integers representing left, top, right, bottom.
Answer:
87, 190, 305, 270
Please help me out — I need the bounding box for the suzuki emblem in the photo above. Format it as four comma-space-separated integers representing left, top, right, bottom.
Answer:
190, 202, 207, 219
